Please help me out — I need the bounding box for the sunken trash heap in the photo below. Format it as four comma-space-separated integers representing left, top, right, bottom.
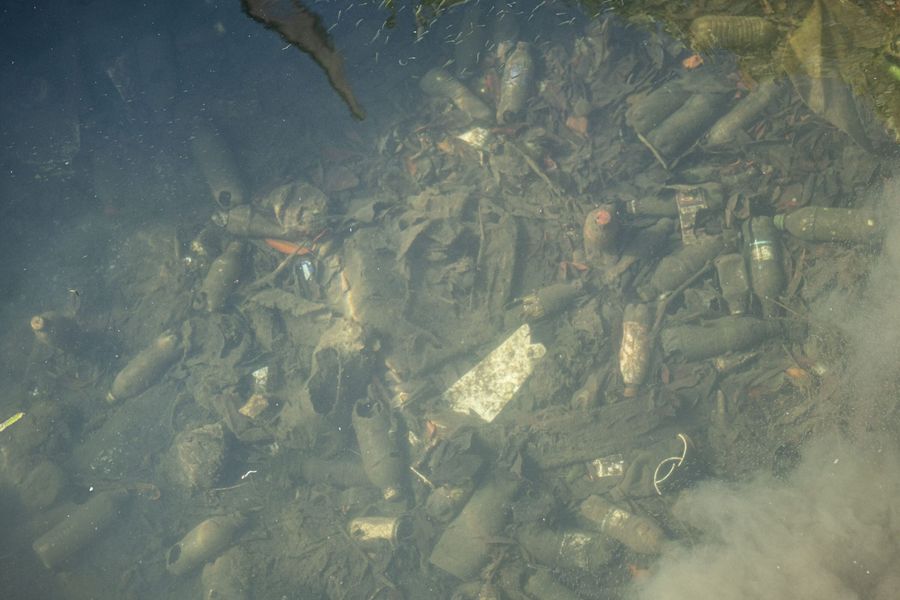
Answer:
4, 8, 895, 600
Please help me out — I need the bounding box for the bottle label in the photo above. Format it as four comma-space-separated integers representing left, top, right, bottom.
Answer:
601, 507, 630, 533
676, 189, 708, 246
750, 240, 775, 262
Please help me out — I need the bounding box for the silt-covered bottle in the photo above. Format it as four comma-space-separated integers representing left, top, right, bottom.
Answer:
773, 206, 882, 244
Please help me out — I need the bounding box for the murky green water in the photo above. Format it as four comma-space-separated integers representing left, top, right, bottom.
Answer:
1, 2, 899, 599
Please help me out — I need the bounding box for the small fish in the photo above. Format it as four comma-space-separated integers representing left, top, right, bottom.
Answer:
265, 238, 314, 255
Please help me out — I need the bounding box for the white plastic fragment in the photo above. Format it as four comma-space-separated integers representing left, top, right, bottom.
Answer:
443, 323, 546, 422
456, 127, 493, 150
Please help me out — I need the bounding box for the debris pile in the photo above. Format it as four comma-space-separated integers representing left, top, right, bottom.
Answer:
2, 4, 899, 599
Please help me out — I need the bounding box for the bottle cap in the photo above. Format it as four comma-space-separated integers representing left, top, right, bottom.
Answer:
594, 207, 613, 226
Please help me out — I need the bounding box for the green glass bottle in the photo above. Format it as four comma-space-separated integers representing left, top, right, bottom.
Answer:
745, 216, 785, 318
773, 207, 882, 243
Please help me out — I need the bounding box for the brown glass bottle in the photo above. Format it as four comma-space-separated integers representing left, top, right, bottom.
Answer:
619, 303, 652, 397
583, 204, 621, 268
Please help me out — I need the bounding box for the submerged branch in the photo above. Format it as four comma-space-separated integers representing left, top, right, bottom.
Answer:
241, 0, 366, 120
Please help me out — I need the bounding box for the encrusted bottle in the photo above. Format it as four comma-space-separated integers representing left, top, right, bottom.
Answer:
579, 495, 665, 554
714, 253, 750, 316
420, 68, 492, 122
661, 316, 784, 362
583, 204, 621, 268
619, 303, 652, 397
30, 312, 84, 354
496, 42, 534, 123
745, 216, 785, 318
638, 231, 737, 301
773, 207, 882, 244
